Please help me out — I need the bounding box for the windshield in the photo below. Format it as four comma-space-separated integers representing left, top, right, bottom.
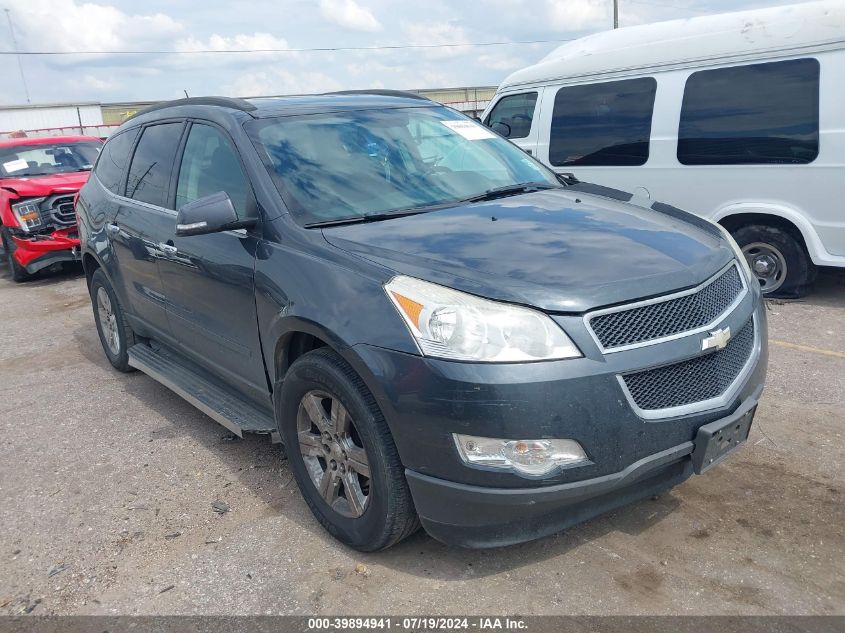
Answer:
245, 106, 559, 224
0, 141, 102, 178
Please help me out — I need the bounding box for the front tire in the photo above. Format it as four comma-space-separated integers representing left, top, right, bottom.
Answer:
278, 348, 419, 551
2, 227, 33, 283
90, 268, 136, 372
732, 224, 817, 298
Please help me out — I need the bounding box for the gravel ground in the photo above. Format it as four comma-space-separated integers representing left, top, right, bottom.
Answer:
0, 260, 842, 616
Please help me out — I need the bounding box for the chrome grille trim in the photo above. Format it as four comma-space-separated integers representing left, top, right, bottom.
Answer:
616, 313, 761, 420
43, 194, 77, 226
584, 261, 748, 354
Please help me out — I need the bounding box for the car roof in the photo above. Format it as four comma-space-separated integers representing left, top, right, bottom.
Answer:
124, 91, 435, 125
0, 135, 101, 148
499, 0, 844, 90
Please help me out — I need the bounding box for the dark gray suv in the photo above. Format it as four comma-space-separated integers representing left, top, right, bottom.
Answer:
76, 93, 767, 551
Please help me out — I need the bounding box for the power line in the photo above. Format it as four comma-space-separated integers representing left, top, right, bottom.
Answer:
4, 9, 30, 103
0, 38, 574, 56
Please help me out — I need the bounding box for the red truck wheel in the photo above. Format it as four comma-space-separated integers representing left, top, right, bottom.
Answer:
2, 228, 33, 283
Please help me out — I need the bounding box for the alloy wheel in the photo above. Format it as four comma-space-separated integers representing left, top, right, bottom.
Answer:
296, 390, 371, 518
96, 287, 120, 355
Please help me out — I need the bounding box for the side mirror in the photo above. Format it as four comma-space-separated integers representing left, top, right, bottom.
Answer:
491, 121, 511, 138
175, 191, 256, 237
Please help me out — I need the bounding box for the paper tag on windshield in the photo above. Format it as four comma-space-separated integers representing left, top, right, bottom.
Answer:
441, 120, 496, 141
3, 159, 28, 173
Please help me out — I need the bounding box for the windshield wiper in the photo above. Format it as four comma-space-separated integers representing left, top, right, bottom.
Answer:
304, 206, 442, 228
461, 182, 558, 204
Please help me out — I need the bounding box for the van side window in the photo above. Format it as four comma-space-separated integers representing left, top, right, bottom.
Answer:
677, 58, 820, 165
94, 128, 138, 195
126, 123, 183, 208
484, 93, 538, 139
549, 78, 656, 167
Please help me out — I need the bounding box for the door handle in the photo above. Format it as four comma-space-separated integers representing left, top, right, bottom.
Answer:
105, 223, 120, 236
158, 242, 178, 255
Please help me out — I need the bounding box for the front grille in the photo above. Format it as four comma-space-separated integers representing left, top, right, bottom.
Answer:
588, 264, 744, 349
621, 318, 755, 412
45, 195, 76, 226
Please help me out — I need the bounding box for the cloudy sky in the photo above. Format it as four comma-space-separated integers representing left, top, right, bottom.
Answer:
0, 0, 804, 105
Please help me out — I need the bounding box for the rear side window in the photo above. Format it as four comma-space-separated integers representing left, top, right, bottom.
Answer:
176, 124, 251, 218
126, 122, 183, 208
94, 129, 137, 195
678, 58, 820, 165
549, 78, 656, 167
485, 92, 538, 139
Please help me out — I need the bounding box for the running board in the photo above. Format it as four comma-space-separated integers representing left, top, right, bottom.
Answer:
128, 343, 277, 439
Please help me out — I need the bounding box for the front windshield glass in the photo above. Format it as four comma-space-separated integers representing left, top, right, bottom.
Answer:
0, 141, 102, 178
246, 106, 559, 224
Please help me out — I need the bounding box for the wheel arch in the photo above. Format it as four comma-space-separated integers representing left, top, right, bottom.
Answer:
270, 318, 397, 435
712, 203, 823, 265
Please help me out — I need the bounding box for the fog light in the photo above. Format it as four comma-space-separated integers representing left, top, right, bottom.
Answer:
454, 434, 587, 476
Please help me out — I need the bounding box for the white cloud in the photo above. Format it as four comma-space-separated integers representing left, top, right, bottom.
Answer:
174, 32, 295, 64
319, 0, 382, 32
545, 0, 611, 31
5, 0, 181, 54
79, 74, 121, 91
226, 69, 344, 97
403, 21, 471, 59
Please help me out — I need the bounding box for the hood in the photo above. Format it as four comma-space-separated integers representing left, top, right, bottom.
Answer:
321, 189, 734, 313
0, 171, 90, 198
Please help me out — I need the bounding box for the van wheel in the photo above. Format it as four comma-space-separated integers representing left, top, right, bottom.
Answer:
2, 227, 33, 283
732, 224, 817, 298
90, 268, 137, 372
277, 348, 419, 551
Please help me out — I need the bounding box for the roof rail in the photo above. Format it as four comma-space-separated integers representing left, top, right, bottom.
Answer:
126, 96, 257, 121
327, 89, 431, 101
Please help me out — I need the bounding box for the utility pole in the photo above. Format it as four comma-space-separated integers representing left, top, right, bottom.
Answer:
4, 8, 31, 103
613, 0, 619, 29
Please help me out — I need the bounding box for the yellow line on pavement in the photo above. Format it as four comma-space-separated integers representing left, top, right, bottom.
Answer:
770, 339, 845, 359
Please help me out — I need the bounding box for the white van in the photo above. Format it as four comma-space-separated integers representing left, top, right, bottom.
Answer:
482, 0, 845, 297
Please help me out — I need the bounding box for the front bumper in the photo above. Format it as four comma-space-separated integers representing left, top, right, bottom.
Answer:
406, 392, 760, 548
10, 228, 80, 273
347, 290, 767, 547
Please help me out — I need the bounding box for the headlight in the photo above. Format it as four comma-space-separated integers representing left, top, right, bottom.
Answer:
718, 225, 754, 283
385, 276, 581, 362
11, 198, 45, 232
454, 434, 588, 476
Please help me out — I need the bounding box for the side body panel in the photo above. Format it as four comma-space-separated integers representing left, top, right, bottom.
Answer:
496, 47, 845, 266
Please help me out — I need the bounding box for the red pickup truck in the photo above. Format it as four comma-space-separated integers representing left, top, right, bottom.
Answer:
1, 136, 102, 281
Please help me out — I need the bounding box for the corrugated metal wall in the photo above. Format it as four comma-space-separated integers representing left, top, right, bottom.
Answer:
0, 104, 104, 135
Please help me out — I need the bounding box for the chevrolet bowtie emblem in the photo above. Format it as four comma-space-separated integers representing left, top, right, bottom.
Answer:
701, 326, 731, 352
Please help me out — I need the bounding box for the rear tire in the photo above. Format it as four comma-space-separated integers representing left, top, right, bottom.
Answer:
2, 227, 33, 283
90, 268, 137, 372
277, 347, 419, 551
731, 224, 817, 298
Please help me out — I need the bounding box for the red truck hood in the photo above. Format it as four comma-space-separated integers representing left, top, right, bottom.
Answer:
0, 171, 90, 197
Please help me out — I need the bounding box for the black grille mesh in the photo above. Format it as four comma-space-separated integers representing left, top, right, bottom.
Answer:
622, 318, 755, 411
589, 265, 744, 349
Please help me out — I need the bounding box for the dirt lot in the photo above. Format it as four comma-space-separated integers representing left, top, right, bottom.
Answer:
0, 259, 843, 616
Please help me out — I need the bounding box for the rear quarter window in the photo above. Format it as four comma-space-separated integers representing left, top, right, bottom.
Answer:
94, 129, 138, 195
677, 58, 820, 165
549, 77, 657, 167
